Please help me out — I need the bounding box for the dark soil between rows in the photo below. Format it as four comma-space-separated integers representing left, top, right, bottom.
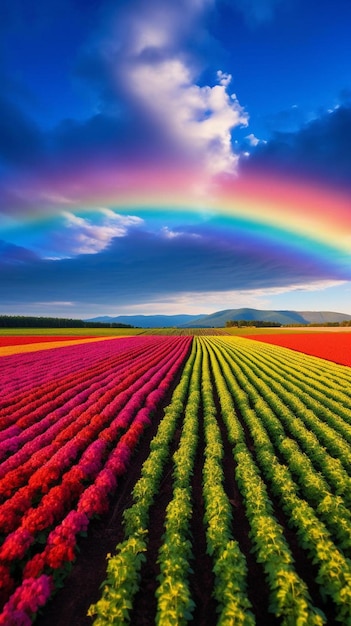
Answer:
35, 365, 336, 626
35, 371, 184, 626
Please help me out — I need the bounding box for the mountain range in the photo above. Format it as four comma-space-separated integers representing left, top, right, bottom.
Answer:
87, 308, 351, 328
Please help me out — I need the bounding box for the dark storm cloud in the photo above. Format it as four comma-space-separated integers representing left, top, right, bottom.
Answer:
51, 109, 180, 166
0, 240, 39, 264
263, 105, 306, 133
246, 104, 351, 188
0, 94, 44, 168
0, 227, 347, 308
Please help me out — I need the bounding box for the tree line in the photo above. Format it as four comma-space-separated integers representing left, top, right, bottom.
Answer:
0, 316, 133, 329
225, 319, 351, 328
225, 320, 282, 328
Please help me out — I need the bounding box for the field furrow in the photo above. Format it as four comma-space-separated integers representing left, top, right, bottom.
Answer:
1, 334, 350, 625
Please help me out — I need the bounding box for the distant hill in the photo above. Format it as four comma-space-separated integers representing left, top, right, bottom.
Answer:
87, 314, 206, 328
87, 309, 351, 328
180, 308, 351, 327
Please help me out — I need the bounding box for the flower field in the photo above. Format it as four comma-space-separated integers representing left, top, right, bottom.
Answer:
0, 336, 191, 624
1, 334, 351, 625
0, 337, 98, 347
244, 331, 351, 367
0, 336, 120, 357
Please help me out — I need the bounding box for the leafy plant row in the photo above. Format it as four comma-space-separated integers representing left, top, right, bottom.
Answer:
88, 340, 198, 624
247, 332, 351, 368
0, 336, 191, 625
211, 336, 351, 622
204, 338, 325, 625
201, 342, 254, 625
155, 343, 202, 625
90, 337, 255, 625
242, 335, 351, 392
91, 335, 349, 624
230, 337, 351, 445
218, 337, 351, 498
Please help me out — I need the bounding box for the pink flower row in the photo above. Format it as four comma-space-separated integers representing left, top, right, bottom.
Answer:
0, 336, 192, 623
0, 336, 174, 461
0, 335, 174, 411
0, 337, 188, 524
0, 336, 137, 399
0, 336, 162, 422
0, 337, 186, 492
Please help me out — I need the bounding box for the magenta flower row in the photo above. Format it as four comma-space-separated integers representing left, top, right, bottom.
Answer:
0, 336, 192, 624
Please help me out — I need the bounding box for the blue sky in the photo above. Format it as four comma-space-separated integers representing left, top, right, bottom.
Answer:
1, 0, 351, 317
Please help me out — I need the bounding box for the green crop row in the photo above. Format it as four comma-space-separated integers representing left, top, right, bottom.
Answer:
155, 344, 202, 625
230, 338, 351, 446
244, 336, 351, 388
201, 339, 254, 625
214, 339, 351, 544
87, 340, 198, 624
218, 337, 351, 477
212, 336, 351, 623
207, 338, 325, 625
87, 335, 351, 624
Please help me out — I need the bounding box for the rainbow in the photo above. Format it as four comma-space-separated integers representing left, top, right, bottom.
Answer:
57, 167, 350, 251
9, 164, 351, 277
75, 166, 350, 263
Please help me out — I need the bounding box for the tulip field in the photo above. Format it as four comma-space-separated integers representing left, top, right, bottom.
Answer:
1, 332, 351, 625
245, 331, 351, 367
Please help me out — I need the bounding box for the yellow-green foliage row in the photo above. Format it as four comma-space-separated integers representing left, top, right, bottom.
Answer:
89, 336, 351, 625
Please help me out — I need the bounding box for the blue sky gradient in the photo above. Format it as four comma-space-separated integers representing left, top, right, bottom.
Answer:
1, 0, 351, 316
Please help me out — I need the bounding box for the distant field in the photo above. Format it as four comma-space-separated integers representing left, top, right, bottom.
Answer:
1, 325, 350, 339
0, 336, 97, 346
0, 327, 143, 337
0, 336, 122, 357
225, 326, 351, 335
245, 331, 351, 367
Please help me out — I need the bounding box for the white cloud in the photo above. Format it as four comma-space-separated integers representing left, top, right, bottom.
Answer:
161, 226, 202, 239
116, 280, 348, 315
58, 210, 143, 257
245, 133, 260, 147
106, 0, 247, 175
216, 70, 232, 87
127, 59, 247, 174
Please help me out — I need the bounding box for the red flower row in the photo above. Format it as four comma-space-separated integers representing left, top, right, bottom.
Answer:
0, 336, 192, 623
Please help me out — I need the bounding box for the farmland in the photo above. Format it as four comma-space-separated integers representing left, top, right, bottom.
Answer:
243, 331, 351, 367
1, 333, 351, 625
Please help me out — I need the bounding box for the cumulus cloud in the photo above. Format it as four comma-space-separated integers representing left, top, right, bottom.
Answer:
76, 0, 247, 175
126, 60, 247, 174
245, 133, 260, 147
0, 0, 248, 222
3, 209, 144, 260
49, 210, 144, 258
